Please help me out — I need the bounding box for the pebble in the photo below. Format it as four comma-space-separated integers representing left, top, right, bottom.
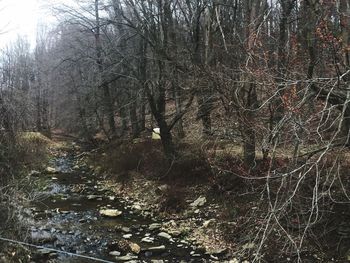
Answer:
115, 254, 138, 261
99, 209, 122, 217
149, 223, 162, 231
146, 245, 166, 252
190, 196, 206, 207
121, 227, 131, 233
109, 251, 121, 256
141, 237, 154, 243
157, 232, 172, 240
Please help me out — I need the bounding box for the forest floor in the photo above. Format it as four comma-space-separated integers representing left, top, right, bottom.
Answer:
1, 132, 350, 263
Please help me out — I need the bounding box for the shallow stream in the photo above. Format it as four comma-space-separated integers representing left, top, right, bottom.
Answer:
27, 152, 208, 262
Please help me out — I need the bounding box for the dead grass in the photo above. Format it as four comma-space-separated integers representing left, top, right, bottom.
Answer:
15, 132, 53, 168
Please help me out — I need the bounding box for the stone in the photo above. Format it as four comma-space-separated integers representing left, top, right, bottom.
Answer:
210, 255, 219, 260
132, 204, 142, 210
115, 254, 138, 261
109, 251, 122, 257
157, 232, 172, 240
190, 196, 206, 207
121, 227, 131, 233
45, 167, 57, 174
141, 237, 154, 243
99, 209, 122, 217
129, 242, 141, 254
87, 195, 101, 200
146, 245, 166, 253
123, 234, 132, 239
203, 219, 215, 228
149, 223, 162, 231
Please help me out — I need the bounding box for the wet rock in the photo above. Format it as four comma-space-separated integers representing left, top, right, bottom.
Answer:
132, 204, 142, 211
45, 167, 57, 174
141, 237, 154, 243
180, 240, 189, 245
123, 234, 132, 239
149, 223, 162, 231
129, 242, 141, 254
87, 195, 102, 200
109, 251, 121, 256
146, 245, 166, 253
210, 255, 219, 261
121, 227, 131, 233
190, 196, 206, 208
108, 196, 116, 201
157, 232, 172, 240
168, 230, 182, 237
115, 254, 138, 261
99, 209, 122, 217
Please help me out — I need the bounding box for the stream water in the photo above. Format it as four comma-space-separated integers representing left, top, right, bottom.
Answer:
27, 152, 209, 262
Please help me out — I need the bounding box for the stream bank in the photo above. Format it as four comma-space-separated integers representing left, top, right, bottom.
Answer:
21, 140, 233, 263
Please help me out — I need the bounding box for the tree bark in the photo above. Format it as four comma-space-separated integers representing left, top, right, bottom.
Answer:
95, 0, 116, 136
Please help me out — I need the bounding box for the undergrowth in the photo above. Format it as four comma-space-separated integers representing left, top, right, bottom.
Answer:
0, 132, 52, 262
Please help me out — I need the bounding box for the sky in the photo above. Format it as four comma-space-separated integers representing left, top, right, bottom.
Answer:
0, 0, 64, 49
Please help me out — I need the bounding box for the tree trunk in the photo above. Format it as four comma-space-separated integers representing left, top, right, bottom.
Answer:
138, 89, 146, 132
173, 75, 185, 138
95, 0, 116, 136
129, 90, 139, 138
242, 81, 258, 167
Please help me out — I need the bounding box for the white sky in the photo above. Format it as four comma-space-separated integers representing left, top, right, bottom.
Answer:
0, 0, 66, 49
